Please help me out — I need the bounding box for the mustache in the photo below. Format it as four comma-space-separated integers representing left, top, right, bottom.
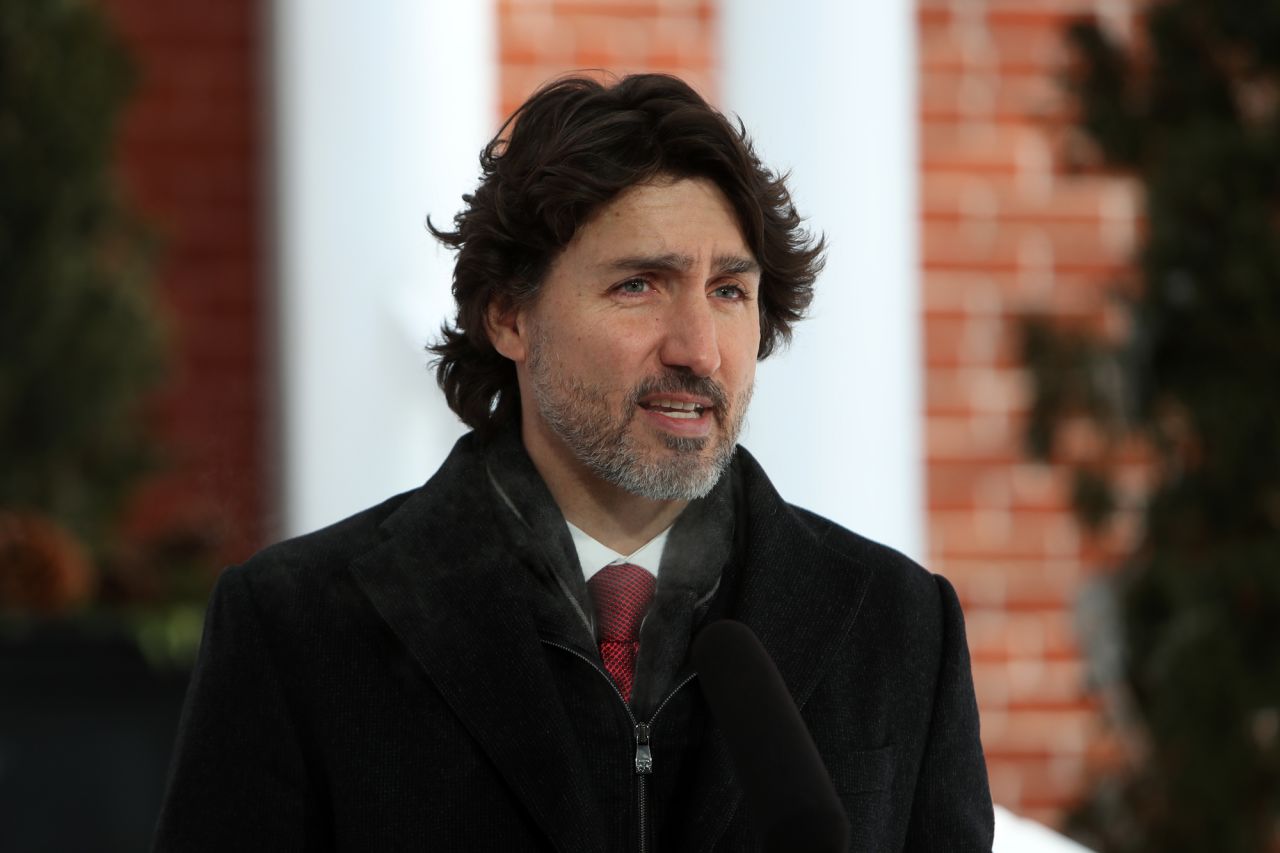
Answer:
627, 373, 729, 413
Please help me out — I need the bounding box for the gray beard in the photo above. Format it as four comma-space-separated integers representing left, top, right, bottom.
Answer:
527, 339, 750, 501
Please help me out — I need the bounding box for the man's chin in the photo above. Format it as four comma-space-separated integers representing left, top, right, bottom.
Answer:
609, 467, 722, 502
608, 434, 733, 501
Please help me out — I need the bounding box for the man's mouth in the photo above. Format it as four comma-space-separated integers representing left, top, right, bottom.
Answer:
638, 398, 708, 420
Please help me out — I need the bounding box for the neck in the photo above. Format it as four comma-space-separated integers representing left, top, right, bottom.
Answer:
520, 421, 687, 555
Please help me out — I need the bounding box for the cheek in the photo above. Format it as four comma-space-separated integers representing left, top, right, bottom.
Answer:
570, 327, 647, 380
723, 319, 761, 378
606, 320, 664, 360
732, 358, 757, 398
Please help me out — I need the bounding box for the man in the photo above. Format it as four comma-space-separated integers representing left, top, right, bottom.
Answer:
154, 74, 993, 851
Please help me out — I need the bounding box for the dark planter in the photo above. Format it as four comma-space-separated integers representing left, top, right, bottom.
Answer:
0, 620, 191, 853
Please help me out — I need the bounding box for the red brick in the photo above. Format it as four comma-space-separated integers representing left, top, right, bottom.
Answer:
983, 3, 1095, 28
567, 15, 650, 65
921, 122, 1031, 173
645, 18, 713, 68
987, 17, 1078, 74
927, 364, 1031, 417
923, 169, 1139, 224
929, 503, 1084, 562
922, 268, 1116, 316
1007, 463, 1074, 512
501, 10, 575, 64
100, 0, 265, 563
553, 0, 663, 18
926, 414, 1022, 467
984, 707, 1093, 758
927, 461, 1073, 518
917, 0, 1094, 13
927, 461, 990, 511
923, 218, 1132, 273
924, 311, 1021, 369
920, 68, 1070, 125
956, 589, 1085, 658
918, 15, 970, 73
972, 658, 1090, 708
106, 0, 252, 45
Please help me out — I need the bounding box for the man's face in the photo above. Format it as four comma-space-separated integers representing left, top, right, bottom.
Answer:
500, 176, 761, 501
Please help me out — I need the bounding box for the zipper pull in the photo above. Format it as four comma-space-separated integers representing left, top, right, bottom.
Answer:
634, 722, 653, 775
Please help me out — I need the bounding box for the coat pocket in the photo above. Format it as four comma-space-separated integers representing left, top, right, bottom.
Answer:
829, 743, 896, 795
829, 744, 898, 851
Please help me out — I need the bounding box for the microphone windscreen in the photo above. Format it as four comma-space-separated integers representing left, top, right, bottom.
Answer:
692, 619, 849, 853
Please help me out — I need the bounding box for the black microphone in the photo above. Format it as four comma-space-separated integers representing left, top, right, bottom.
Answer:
692, 619, 849, 853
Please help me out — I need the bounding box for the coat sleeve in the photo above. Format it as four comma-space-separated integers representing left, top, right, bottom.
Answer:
902, 574, 995, 851
152, 565, 325, 852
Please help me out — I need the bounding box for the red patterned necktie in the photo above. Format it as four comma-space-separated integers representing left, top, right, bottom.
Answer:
587, 562, 656, 702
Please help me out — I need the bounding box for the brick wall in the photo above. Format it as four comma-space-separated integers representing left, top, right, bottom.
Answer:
99, 0, 267, 562
919, 0, 1142, 826
498, 0, 717, 117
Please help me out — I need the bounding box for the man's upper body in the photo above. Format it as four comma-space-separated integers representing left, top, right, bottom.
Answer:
153, 73, 994, 851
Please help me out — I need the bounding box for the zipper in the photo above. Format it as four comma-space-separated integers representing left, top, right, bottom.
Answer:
542, 640, 697, 853
637, 674, 697, 853
636, 721, 652, 853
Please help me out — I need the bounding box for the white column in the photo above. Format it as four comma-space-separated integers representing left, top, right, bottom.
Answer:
721, 1, 923, 561
270, 0, 495, 536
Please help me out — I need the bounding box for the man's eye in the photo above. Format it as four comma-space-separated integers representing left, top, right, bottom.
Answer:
617, 278, 650, 294
714, 284, 748, 300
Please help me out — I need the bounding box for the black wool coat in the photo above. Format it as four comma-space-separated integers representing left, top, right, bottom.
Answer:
153, 434, 994, 852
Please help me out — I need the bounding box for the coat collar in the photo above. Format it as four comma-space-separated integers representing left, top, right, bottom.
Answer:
680, 446, 878, 853
348, 433, 609, 853
348, 434, 876, 853
726, 447, 877, 708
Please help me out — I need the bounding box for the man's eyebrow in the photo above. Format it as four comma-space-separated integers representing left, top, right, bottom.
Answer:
714, 255, 760, 276
600, 253, 760, 276
602, 253, 693, 274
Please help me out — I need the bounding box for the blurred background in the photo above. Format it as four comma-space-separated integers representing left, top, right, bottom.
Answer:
3, 0, 1278, 850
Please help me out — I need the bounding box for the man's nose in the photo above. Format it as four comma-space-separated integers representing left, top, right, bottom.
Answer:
659, 295, 721, 377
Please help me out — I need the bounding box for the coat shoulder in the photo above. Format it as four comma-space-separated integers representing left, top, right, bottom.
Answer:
786, 503, 948, 609
228, 489, 415, 593
733, 445, 948, 611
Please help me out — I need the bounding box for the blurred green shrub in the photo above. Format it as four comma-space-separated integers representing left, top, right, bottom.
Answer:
1025, 2, 1280, 850
0, 2, 210, 662
0, 0, 164, 550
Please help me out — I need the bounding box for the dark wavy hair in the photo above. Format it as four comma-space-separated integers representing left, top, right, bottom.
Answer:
428, 73, 825, 435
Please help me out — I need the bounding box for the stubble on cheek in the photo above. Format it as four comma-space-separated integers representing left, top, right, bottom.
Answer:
524, 330, 750, 500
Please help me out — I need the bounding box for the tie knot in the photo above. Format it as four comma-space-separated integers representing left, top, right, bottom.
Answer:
588, 562, 655, 643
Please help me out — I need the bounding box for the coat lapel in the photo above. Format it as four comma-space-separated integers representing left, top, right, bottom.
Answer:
348, 438, 606, 853
682, 448, 878, 853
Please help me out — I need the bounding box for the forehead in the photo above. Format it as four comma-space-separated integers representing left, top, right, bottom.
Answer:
566, 177, 754, 266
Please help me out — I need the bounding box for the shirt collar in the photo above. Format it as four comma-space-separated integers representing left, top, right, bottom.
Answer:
566, 520, 672, 581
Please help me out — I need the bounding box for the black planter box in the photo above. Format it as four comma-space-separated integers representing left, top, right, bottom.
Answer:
0, 621, 191, 853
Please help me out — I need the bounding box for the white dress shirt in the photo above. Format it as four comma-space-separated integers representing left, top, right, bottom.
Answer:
566, 521, 672, 581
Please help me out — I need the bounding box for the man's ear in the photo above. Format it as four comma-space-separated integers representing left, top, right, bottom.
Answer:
485, 297, 528, 363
